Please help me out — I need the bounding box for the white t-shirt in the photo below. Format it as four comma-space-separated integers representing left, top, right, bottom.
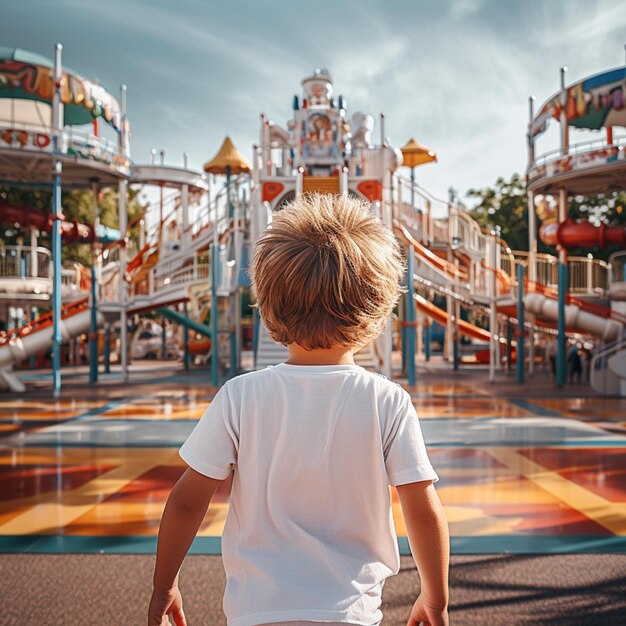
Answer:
180, 363, 438, 626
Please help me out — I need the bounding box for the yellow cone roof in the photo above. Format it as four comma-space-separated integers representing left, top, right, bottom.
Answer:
203, 136, 251, 174
400, 138, 438, 168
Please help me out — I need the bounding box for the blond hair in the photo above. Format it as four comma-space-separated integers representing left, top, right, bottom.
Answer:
250, 193, 405, 349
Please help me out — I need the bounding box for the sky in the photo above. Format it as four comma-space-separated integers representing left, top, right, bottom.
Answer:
2, 0, 626, 206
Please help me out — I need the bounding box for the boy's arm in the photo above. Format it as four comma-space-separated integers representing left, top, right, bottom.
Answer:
149, 468, 222, 626
396, 480, 450, 626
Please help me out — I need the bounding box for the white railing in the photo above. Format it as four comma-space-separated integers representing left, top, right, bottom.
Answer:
152, 262, 210, 295
0, 121, 129, 174
0, 246, 50, 279
533, 135, 626, 169
513, 251, 610, 294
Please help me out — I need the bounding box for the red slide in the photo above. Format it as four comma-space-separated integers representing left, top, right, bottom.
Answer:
540, 219, 626, 250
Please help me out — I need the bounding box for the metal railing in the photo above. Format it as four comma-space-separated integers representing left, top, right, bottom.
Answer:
514, 251, 610, 295
532, 135, 626, 169
0, 246, 51, 279
0, 121, 129, 174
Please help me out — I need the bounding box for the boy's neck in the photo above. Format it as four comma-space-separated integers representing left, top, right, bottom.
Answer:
286, 343, 356, 366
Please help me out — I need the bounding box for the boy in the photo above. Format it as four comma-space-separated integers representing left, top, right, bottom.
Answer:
149, 194, 449, 626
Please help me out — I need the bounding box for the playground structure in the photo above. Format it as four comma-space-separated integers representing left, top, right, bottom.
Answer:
527, 61, 626, 394
0, 47, 624, 395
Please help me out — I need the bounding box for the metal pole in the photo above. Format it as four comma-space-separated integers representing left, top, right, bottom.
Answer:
557, 188, 568, 387
410, 166, 415, 207
489, 236, 497, 383
406, 246, 416, 385
89, 265, 98, 383
183, 302, 190, 371
211, 191, 220, 387
104, 323, 111, 373
89, 180, 100, 385
560, 67, 569, 155
51, 160, 63, 396
528, 314, 535, 377
118, 178, 128, 381
161, 315, 167, 360
424, 320, 431, 362
453, 300, 461, 371
516, 263, 525, 383
506, 321, 513, 373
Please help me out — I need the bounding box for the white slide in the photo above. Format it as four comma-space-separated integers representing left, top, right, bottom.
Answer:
524, 292, 623, 341
0, 309, 104, 392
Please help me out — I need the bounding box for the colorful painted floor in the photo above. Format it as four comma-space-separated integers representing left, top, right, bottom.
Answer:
1, 364, 625, 555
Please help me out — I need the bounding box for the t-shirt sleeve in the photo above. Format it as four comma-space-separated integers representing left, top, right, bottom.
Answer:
383, 389, 438, 487
179, 384, 238, 480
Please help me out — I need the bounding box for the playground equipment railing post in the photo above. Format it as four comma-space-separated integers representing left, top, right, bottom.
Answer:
104, 323, 111, 374
488, 235, 497, 383
211, 185, 220, 388
51, 160, 63, 396
183, 301, 190, 371
557, 262, 568, 387
517, 263, 525, 383
406, 245, 416, 385
89, 264, 98, 384
424, 320, 431, 362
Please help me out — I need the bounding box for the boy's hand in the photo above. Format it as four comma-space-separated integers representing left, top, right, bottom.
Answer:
148, 586, 186, 626
407, 594, 449, 626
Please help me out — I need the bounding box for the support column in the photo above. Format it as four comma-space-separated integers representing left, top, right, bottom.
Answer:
557, 188, 568, 387
424, 320, 431, 362
89, 180, 100, 385
51, 160, 63, 396
118, 178, 129, 381
488, 235, 497, 383
406, 245, 416, 385
211, 200, 220, 387
516, 263, 525, 383
183, 301, 190, 371
445, 294, 453, 362
104, 323, 111, 374
89, 265, 98, 383
528, 314, 535, 377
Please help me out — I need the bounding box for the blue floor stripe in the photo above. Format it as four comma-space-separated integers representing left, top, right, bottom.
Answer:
1, 535, 624, 555
508, 398, 564, 418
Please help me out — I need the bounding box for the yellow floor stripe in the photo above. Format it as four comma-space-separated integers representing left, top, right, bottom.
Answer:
0, 452, 179, 535
486, 447, 626, 536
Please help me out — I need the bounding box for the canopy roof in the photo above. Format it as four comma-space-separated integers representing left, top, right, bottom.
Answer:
531, 66, 626, 138
203, 136, 250, 174
400, 138, 438, 168
0, 47, 122, 130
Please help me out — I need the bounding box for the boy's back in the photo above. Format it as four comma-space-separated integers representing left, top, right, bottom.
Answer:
149, 194, 449, 626
180, 363, 437, 626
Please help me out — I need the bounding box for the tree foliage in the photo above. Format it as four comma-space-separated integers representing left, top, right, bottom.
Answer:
0, 184, 145, 266
465, 173, 626, 261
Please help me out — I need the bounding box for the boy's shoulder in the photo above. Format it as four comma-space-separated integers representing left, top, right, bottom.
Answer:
224, 365, 408, 399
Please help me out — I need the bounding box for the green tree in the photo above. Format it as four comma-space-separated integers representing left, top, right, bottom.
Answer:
466, 173, 528, 251
465, 174, 626, 261
0, 184, 145, 266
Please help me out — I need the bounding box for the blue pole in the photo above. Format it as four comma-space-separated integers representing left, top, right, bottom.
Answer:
424, 321, 431, 362
51, 161, 63, 396
211, 239, 219, 386
516, 263, 525, 383
29, 307, 37, 369
556, 261, 567, 387
104, 324, 111, 374
226, 165, 237, 377
89, 265, 98, 383
406, 246, 416, 385
161, 316, 167, 360
183, 301, 190, 372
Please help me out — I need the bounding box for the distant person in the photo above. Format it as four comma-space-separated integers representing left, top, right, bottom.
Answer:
149, 194, 449, 626
568, 342, 583, 384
